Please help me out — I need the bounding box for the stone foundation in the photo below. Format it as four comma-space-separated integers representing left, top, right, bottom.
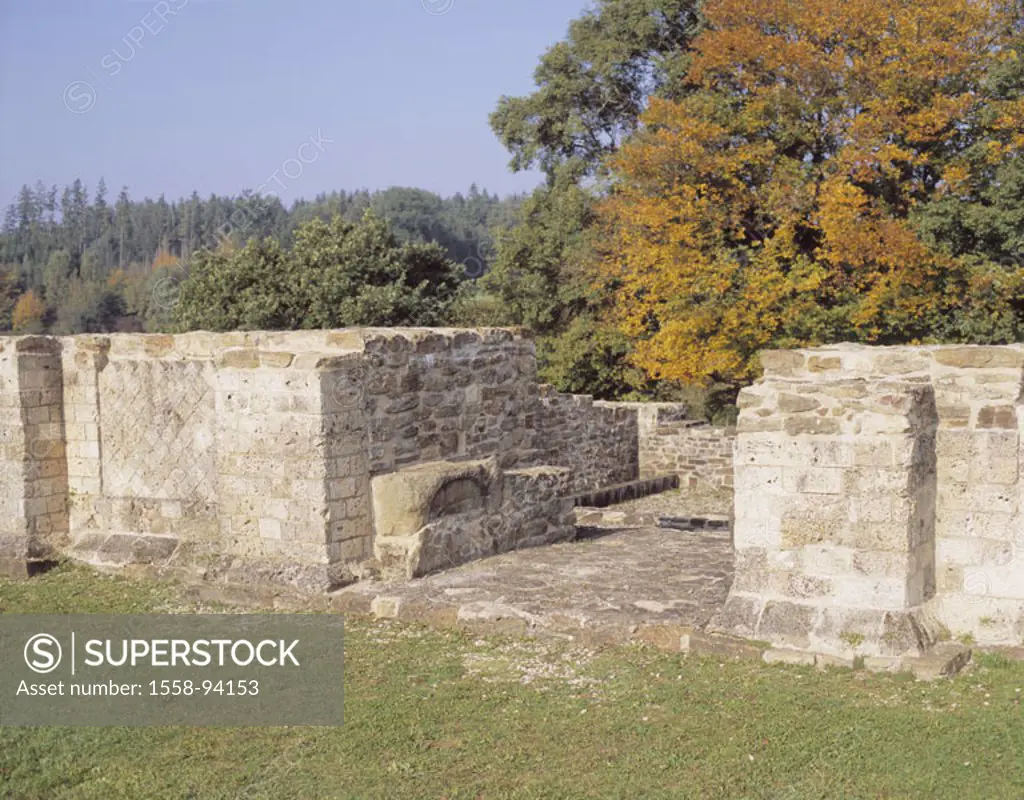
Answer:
12, 329, 1022, 657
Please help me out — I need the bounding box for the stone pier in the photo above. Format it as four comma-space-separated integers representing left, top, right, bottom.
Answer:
714, 344, 1024, 659
0, 336, 69, 576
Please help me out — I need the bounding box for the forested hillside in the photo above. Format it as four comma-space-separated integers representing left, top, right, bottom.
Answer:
0, 181, 521, 335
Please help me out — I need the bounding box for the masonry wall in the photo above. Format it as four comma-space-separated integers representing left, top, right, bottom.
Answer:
325, 329, 541, 578
533, 385, 639, 493
644, 419, 735, 491
61, 331, 362, 591
1, 328, 644, 591
610, 402, 735, 493
716, 344, 1024, 657
356, 330, 538, 474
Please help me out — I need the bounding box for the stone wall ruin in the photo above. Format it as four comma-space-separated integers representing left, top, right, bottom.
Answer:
10, 329, 1024, 657
633, 404, 735, 492
0, 329, 631, 590
715, 344, 1024, 659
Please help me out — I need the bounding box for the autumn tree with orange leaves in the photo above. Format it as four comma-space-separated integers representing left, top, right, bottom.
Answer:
596, 0, 1024, 386
11, 290, 47, 333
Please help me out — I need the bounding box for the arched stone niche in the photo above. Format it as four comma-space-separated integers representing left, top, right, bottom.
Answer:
428, 477, 487, 520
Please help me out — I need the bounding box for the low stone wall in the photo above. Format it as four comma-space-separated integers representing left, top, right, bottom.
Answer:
0, 328, 642, 591
714, 343, 1024, 659
370, 458, 574, 579
533, 385, 639, 493
645, 421, 735, 491
612, 402, 735, 491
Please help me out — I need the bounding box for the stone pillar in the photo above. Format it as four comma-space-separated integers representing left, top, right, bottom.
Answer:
0, 336, 68, 576
320, 355, 374, 583
61, 336, 106, 543
712, 350, 939, 661
928, 346, 1024, 643
212, 346, 338, 592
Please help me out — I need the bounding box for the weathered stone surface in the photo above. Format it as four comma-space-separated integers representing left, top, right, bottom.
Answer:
977, 405, 1016, 429
372, 459, 574, 579
340, 518, 735, 646
536, 387, 640, 493
758, 601, 817, 649
760, 350, 807, 377
723, 341, 1024, 656
778, 393, 821, 413
807, 355, 842, 373
708, 594, 763, 639
2, 329, 647, 594
903, 642, 972, 681
613, 402, 735, 491
933, 346, 1024, 369
635, 623, 693, 652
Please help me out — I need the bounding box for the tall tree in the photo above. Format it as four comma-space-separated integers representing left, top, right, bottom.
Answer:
11, 289, 46, 333
490, 0, 701, 182
0, 265, 21, 331
595, 0, 1024, 386
0, 181, 521, 336
482, 0, 703, 397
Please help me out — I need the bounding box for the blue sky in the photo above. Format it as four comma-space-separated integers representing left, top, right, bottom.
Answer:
0, 0, 590, 207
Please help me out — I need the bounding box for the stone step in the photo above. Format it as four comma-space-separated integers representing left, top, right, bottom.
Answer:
658, 515, 731, 532
573, 474, 679, 508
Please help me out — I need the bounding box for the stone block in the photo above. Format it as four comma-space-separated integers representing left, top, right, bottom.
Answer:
759, 350, 807, 377
933, 346, 1024, 369
784, 417, 841, 436
977, 405, 1017, 429
682, 631, 767, 661
758, 601, 817, 649
782, 467, 843, 495
778, 393, 821, 413
903, 643, 972, 680
807, 355, 842, 373
763, 648, 817, 666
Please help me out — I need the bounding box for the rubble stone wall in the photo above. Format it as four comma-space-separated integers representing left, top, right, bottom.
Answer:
533, 385, 639, 493
609, 402, 735, 491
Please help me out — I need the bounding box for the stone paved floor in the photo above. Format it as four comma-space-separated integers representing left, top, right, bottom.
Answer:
334, 492, 735, 648
610, 486, 732, 518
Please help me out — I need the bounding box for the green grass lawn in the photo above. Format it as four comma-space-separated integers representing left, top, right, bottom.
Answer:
2, 564, 1024, 799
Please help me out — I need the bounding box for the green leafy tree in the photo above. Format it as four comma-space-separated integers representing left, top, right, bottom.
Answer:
52, 279, 124, 335
910, 32, 1024, 343
490, 0, 701, 181
11, 290, 46, 334
482, 0, 703, 398
42, 249, 72, 304
173, 212, 462, 332
370, 188, 453, 248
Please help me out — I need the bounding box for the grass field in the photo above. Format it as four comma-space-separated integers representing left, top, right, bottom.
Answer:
2, 563, 1023, 799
